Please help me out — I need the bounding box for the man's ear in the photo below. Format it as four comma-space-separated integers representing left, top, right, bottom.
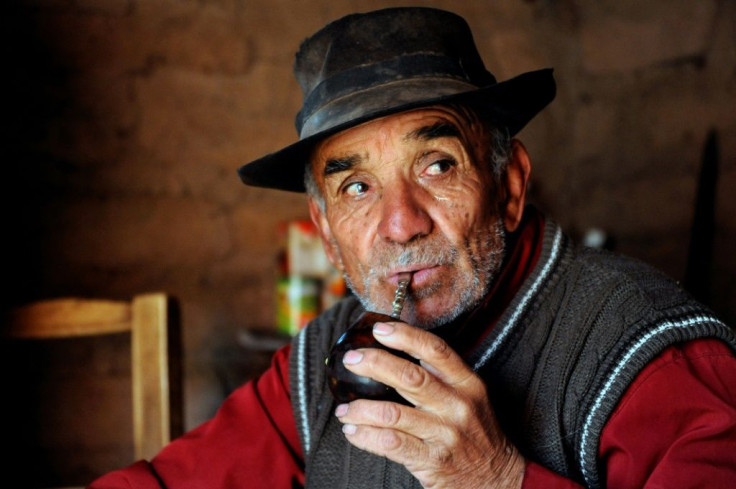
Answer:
308, 197, 343, 272
502, 139, 532, 233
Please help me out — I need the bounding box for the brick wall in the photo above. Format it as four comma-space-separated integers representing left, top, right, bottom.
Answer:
3, 0, 735, 483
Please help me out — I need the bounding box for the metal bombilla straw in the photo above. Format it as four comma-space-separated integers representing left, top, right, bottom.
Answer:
391, 272, 411, 319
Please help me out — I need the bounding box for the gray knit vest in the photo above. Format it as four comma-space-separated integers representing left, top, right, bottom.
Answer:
289, 221, 736, 488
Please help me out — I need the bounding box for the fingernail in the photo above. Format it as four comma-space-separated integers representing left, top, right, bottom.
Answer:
373, 322, 395, 336
343, 350, 363, 364
335, 404, 349, 417
342, 424, 357, 435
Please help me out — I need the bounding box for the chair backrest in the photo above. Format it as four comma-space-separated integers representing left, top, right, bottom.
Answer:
3, 292, 182, 462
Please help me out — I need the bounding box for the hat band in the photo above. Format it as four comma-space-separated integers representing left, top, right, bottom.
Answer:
299, 77, 480, 139
296, 53, 495, 135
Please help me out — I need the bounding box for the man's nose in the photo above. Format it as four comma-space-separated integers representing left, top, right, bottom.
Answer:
376, 182, 432, 243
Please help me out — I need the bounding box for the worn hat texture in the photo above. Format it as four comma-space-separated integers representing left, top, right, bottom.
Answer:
238, 7, 556, 192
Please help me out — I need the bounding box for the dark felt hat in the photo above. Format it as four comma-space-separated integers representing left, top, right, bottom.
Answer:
237, 7, 556, 192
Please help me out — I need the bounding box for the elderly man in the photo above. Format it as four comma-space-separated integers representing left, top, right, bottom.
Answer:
92, 7, 736, 489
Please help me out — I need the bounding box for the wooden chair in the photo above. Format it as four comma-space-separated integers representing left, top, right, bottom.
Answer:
2, 293, 182, 471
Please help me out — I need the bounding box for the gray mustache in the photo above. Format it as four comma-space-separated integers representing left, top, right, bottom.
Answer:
368, 240, 459, 276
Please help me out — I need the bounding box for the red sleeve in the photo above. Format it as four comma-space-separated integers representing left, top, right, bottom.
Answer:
521, 338, 736, 488
599, 338, 736, 488
89, 344, 305, 489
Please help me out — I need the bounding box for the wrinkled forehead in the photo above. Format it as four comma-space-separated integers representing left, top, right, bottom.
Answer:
310, 104, 487, 166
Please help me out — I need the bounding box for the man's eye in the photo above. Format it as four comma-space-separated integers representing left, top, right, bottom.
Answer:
343, 181, 369, 197
425, 158, 456, 176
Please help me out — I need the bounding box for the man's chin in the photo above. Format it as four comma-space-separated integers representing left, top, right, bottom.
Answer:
400, 296, 477, 330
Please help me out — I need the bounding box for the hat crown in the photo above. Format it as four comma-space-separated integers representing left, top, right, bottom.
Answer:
237, 7, 555, 193
294, 7, 496, 136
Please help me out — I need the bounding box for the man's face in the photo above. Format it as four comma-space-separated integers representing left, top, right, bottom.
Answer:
308, 106, 510, 328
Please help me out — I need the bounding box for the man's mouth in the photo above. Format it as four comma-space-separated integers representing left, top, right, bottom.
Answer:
387, 265, 443, 289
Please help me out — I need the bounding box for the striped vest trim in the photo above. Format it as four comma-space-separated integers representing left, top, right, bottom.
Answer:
290, 220, 736, 488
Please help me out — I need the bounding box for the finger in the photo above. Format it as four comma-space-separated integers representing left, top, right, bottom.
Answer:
339, 413, 473, 485
335, 399, 444, 441
343, 345, 466, 410
372, 321, 477, 387
340, 419, 430, 471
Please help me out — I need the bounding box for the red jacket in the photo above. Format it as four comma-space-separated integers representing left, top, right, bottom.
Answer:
91, 213, 736, 488
89, 339, 736, 488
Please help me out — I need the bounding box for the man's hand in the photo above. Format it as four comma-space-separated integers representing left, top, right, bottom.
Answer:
335, 321, 525, 489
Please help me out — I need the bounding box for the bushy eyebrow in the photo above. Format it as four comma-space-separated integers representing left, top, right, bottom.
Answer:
404, 121, 462, 142
322, 121, 460, 177
324, 154, 361, 176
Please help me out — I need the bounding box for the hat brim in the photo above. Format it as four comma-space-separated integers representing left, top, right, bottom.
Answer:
237, 68, 555, 193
